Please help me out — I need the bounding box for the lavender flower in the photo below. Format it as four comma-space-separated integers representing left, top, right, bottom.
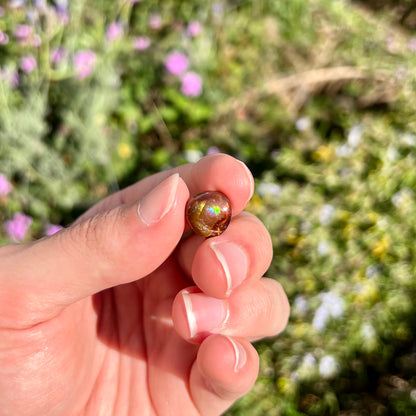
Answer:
106, 22, 123, 42
149, 14, 162, 30
409, 38, 416, 52
14, 24, 33, 42
45, 224, 64, 236
187, 21, 202, 37
1, 67, 19, 87
165, 51, 189, 75
50, 46, 66, 65
0, 174, 13, 196
207, 146, 220, 155
133, 36, 151, 50
0, 31, 9, 45
20, 54, 37, 73
4, 213, 33, 242
180, 71, 203, 97
0, 7, 4, 17
73, 50, 96, 79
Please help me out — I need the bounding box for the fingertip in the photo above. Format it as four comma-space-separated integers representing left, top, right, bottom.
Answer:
197, 334, 259, 398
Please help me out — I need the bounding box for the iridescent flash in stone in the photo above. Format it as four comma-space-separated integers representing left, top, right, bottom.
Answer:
186, 191, 232, 238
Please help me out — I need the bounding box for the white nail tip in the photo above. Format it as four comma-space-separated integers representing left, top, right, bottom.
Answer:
182, 290, 197, 339
224, 335, 247, 372
210, 241, 232, 297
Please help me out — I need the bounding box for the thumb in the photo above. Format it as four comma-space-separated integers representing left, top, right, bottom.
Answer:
0, 174, 189, 326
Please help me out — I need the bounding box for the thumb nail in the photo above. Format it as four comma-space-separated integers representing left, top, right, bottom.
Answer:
138, 173, 180, 226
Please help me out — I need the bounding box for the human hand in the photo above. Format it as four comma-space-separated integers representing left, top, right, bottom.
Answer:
0, 154, 290, 416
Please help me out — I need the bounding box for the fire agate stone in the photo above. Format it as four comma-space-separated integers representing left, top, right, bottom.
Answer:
186, 191, 232, 238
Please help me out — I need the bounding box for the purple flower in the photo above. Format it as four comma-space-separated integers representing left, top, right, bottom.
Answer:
50, 46, 66, 65
207, 146, 220, 155
14, 24, 33, 41
20, 54, 37, 73
409, 38, 416, 52
149, 14, 162, 30
1, 67, 19, 87
0, 31, 9, 45
4, 213, 33, 242
165, 51, 189, 75
0, 7, 4, 17
45, 223, 63, 236
73, 50, 96, 79
180, 71, 203, 97
0, 174, 12, 196
133, 36, 151, 50
130, 0, 141, 3
106, 22, 124, 42
187, 21, 202, 37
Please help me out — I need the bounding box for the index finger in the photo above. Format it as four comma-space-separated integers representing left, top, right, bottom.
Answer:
77, 153, 254, 223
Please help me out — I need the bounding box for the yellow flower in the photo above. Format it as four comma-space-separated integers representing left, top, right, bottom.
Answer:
371, 237, 390, 259
312, 145, 334, 162
118, 142, 133, 159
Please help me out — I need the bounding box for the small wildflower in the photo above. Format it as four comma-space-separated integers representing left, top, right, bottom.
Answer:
319, 204, 335, 225
180, 71, 203, 97
0, 6, 4, 17
1, 67, 19, 87
257, 182, 281, 197
207, 146, 220, 155
0, 31, 9, 45
347, 124, 363, 148
184, 149, 203, 163
50, 47, 66, 65
317, 240, 330, 256
0, 173, 13, 195
20, 54, 37, 73
313, 291, 345, 331
73, 50, 96, 79
187, 21, 202, 37
319, 355, 340, 379
293, 295, 309, 316
133, 36, 151, 50
149, 14, 162, 30
295, 116, 311, 132
45, 224, 63, 236
106, 22, 123, 42
14, 24, 33, 42
165, 51, 189, 75
4, 213, 33, 242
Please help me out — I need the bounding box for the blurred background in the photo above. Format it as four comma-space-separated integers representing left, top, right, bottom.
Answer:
1, 0, 416, 414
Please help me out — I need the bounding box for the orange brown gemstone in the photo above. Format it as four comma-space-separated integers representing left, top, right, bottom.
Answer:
186, 191, 232, 238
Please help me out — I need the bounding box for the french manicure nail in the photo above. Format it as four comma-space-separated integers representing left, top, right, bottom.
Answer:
210, 240, 248, 297
137, 173, 179, 226
224, 336, 247, 372
182, 290, 228, 339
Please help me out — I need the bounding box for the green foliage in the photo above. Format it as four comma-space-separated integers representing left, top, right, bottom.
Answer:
2, 0, 416, 414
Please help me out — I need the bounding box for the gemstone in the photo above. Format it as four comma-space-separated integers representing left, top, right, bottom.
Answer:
186, 191, 232, 238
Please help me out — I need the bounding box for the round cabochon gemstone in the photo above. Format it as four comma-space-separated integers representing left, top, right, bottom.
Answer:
186, 191, 232, 238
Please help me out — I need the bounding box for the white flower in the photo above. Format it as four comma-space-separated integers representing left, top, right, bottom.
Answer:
336, 144, 353, 158
347, 124, 363, 148
184, 149, 203, 163
402, 133, 416, 147
293, 295, 309, 316
361, 323, 376, 341
257, 182, 281, 197
312, 291, 345, 331
295, 116, 311, 132
319, 355, 340, 379
319, 204, 335, 225
318, 240, 330, 256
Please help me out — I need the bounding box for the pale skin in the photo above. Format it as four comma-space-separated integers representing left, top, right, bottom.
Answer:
0, 154, 290, 416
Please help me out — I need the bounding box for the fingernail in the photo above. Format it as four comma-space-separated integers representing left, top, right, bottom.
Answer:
236, 159, 254, 204
138, 173, 179, 226
224, 336, 247, 372
209, 241, 248, 297
182, 290, 229, 339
